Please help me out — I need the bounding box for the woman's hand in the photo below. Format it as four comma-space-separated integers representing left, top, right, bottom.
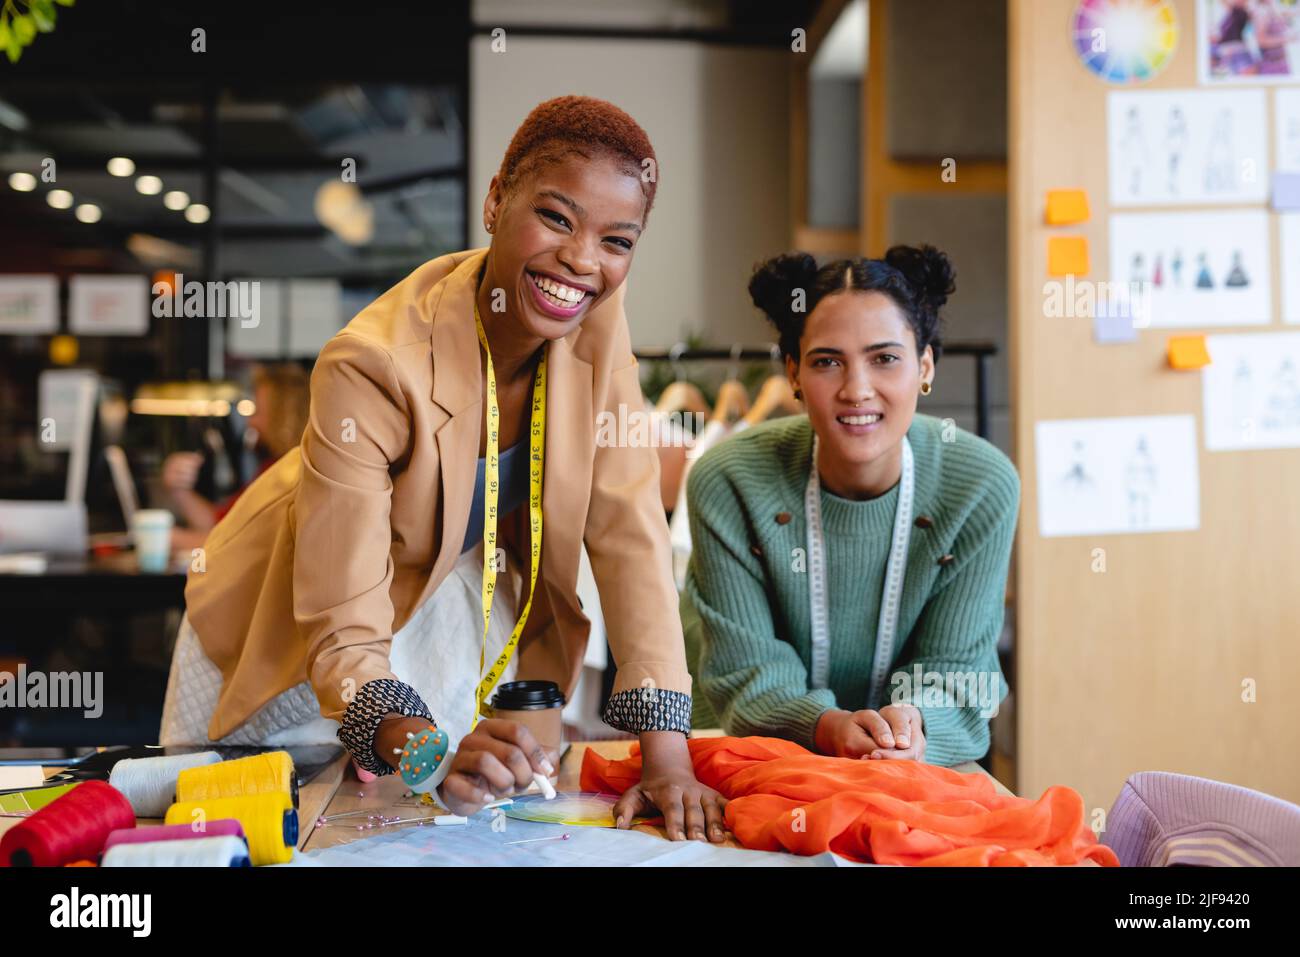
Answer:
162, 451, 202, 492
436, 719, 558, 817
814, 706, 926, 761
613, 731, 727, 843
867, 704, 926, 761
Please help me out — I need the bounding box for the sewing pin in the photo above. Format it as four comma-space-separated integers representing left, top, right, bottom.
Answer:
504, 834, 571, 846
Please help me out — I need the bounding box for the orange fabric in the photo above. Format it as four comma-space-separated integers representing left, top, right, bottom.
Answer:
581, 736, 1119, 867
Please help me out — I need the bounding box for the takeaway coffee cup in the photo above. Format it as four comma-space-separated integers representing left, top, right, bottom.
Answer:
131, 509, 175, 572
490, 680, 565, 767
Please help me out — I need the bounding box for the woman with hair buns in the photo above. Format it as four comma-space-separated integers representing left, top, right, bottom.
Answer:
680, 247, 1020, 767
163, 96, 728, 842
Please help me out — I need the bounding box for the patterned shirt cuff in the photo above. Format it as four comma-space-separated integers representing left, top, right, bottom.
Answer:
602, 688, 692, 735
337, 678, 434, 777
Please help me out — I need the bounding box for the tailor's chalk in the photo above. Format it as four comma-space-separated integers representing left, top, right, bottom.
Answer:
434, 815, 468, 826
533, 772, 556, 800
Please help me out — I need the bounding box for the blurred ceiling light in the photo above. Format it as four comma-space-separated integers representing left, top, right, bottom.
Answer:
126, 233, 200, 269
74, 204, 102, 223
184, 203, 210, 224
331, 204, 374, 245
235, 398, 255, 417
8, 171, 36, 191
163, 190, 190, 210
47, 189, 73, 209
107, 157, 136, 177
131, 381, 244, 418
314, 180, 373, 246
136, 175, 163, 195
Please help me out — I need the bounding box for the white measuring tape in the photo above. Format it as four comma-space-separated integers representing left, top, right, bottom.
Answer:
804, 433, 914, 709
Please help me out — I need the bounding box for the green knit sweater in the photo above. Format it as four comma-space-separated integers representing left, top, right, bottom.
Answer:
680, 413, 1019, 767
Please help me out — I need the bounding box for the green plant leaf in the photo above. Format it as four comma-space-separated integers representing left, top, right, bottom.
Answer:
0, 23, 10, 49
12, 14, 35, 44
32, 9, 55, 34
5, 37, 21, 63
55, 0, 76, 6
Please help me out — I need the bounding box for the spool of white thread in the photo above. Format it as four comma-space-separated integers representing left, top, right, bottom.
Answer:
101, 835, 251, 867
109, 751, 222, 816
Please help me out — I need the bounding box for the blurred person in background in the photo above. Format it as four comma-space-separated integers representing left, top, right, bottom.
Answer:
165, 363, 310, 551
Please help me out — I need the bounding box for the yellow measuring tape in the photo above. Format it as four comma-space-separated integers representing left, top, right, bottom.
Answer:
472, 303, 546, 726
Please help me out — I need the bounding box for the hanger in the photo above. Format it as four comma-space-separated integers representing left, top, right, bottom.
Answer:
655, 341, 709, 417
710, 343, 750, 426
743, 375, 802, 427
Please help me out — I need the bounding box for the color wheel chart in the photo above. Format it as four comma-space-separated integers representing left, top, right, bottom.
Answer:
1072, 0, 1178, 83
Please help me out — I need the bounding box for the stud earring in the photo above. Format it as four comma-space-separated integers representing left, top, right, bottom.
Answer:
920, 381, 932, 396
793, 388, 803, 401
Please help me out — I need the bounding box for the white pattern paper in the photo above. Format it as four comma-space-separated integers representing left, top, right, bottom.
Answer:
287, 279, 342, 358
0, 275, 58, 334
1110, 210, 1271, 327
69, 275, 149, 336
1109, 89, 1268, 206
227, 279, 283, 358
1280, 214, 1300, 324
1203, 332, 1300, 451
1035, 415, 1200, 538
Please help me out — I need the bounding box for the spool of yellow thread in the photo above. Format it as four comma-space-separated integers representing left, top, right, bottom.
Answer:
176, 751, 298, 808
165, 792, 297, 866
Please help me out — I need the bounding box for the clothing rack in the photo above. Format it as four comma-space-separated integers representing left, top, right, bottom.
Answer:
633, 341, 1000, 440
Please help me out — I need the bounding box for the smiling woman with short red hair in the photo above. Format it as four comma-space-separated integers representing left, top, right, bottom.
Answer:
163, 96, 727, 843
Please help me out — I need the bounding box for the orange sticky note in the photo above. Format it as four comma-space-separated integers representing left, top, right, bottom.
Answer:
1167, 335, 1211, 370
1047, 236, 1089, 276
1045, 189, 1090, 225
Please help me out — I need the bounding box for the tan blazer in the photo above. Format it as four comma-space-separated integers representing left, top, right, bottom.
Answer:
185, 248, 690, 740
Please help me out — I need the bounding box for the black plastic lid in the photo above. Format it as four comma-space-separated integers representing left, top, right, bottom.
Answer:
490, 680, 565, 711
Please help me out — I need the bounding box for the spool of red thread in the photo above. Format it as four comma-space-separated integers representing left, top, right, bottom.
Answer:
0, 781, 135, 867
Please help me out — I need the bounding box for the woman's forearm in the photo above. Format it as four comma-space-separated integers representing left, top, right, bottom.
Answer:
638, 729, 693, 772
171, 488, 217, 531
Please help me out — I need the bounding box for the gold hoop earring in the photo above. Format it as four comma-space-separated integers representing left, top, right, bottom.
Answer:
920, 381, 932, 396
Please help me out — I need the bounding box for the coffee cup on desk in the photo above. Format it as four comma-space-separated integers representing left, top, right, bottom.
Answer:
490, 680, 565, 772
131, 509, 175, 573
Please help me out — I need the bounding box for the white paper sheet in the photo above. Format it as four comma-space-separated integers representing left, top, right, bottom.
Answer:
1275, 89, 1300, 173
1203, 332, 1300, 450
1108, 89, 1268, 206
0, 275, 58, 334
1279, 214, 1300, 325
289, 816, 841, 867
226, 279, 283, 358
69, 275, 150, 336
1110, 210, 1271, 327
286, 279, 342, 358
1035, 415, 1200, 538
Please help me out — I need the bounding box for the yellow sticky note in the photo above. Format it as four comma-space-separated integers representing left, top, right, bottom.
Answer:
1168, 335, 1211, 370
1047, 236, 1089, 276
1045, 189, 1090, 225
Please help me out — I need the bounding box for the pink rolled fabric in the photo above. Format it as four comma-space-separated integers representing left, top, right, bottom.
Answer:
103, 820, 246, 852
